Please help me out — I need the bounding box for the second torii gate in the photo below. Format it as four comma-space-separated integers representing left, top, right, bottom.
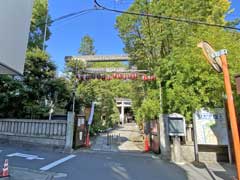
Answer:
115, 98, 132, 125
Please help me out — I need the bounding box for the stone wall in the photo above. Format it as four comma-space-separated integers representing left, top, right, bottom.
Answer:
0, 119, 67, 148
170, 124, 230, 163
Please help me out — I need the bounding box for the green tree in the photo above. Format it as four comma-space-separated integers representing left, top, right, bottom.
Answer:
28, 0, 51, 49
0, 0, 72, 118
0, 75, 27, 118
76, 76, 135, 132
116, 0, 240, 122
24, 48, 56, 100
78, 35, 96, 55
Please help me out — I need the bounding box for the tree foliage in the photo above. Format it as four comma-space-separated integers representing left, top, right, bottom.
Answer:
78, 35, 96, 55
116, 0, 240, 122
76, 77, 134, 130
28, 0, 51, 49
0, 1, 70, 118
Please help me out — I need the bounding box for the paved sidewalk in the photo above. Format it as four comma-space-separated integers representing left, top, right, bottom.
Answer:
180, 162, 237, 180
91, 123, 144, 152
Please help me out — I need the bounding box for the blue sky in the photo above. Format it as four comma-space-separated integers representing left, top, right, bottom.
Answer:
46, 0, 239, 72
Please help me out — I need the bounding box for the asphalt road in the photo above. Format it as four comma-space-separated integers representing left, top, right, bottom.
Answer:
0, 144, 188, 180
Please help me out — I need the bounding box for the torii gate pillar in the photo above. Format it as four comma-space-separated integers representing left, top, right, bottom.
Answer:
120, 102, 125, 125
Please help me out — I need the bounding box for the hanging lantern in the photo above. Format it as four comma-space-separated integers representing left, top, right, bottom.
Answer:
113, 73, 117, 79
142, 75, 147, 81
101, 74, 106, 80
81, 75, 84, 81
87, 75, 91, 80
106, 75, 109, 80
82, 74, 87, 81
97, 74, 101, 79
91, 74, 96, 79
120, 74, 123, 79
132, 73, 137, 80
116, 73, 120, 79
130, 73, 134, 80
147, 76, 151, 81
145, 75, 148, 81
151, 75, 156, 81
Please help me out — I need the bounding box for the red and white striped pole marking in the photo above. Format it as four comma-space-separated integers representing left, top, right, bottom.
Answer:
0, 159, 9, 178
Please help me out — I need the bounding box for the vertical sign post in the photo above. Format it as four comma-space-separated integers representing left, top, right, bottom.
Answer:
198, 41, 240, 179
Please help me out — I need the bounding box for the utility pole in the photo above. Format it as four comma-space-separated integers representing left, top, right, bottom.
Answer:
42, 2, 49, 51
72, 60, 78, 114
158, 78, 170, 159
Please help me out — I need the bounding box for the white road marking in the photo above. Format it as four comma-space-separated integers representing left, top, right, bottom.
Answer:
40, 155, 76, 171
54, 173, 68, 178
6, 153, 44, 160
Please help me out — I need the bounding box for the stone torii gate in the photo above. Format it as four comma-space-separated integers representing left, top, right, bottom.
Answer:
65, 54, 130, 63
65, 54, 149, 73
115, 98, 132, 125
65, 55, 139, 124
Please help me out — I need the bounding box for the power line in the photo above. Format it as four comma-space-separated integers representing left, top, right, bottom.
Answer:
94, 0, 240, 31
51, 11, 94, 26
37, 8, 98, 26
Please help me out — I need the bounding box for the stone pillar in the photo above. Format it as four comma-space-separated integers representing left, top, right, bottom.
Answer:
64, 111, 74, 152
121, 102, 124, 125
186, 124, 193, 145
172, 136, 182, 163
159, 114, 170, 160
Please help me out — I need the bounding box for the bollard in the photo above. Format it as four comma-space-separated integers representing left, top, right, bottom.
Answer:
107, 132, 109, 145
111, 134, 113, 145
118, 134, 121, 144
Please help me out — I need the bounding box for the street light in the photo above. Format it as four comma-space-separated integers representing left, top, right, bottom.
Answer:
198, 41, 240, 179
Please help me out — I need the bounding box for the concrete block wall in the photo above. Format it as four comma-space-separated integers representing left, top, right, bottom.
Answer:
169, 124, 230, 163
0, 119, 67, 147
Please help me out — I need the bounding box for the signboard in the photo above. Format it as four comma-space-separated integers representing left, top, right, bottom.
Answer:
0, 0, 34, 75
194, 108, 229, 145
168, 113, 186, 136
77, 117, 85, 127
